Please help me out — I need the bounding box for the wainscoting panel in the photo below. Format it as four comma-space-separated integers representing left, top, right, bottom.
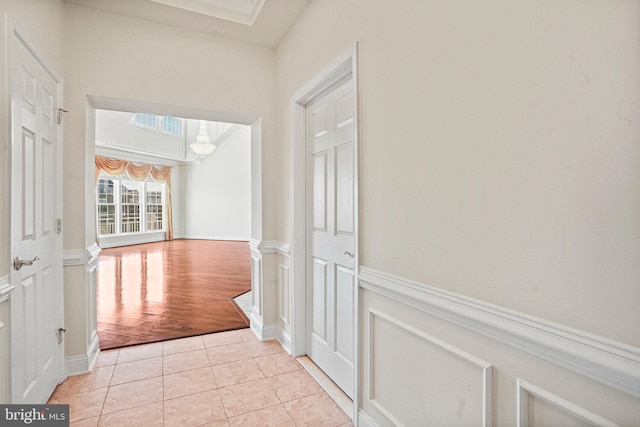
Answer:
278, 263, 290, 326
359, 267, 640, 426
251, 254, 262, 317
368, 308, 492, 427
86, 263, 98, 351
249, 240, 292, 349
517, 379, 618, 427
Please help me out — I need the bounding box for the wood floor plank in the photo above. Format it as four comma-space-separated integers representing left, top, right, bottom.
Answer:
97, 239, 251, 349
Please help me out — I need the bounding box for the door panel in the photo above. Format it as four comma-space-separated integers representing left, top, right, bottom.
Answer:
306, 78, 355, 398
11, 30, 63, 404
335, 142, 354, 235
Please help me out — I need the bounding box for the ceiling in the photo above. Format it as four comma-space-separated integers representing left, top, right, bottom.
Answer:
63, 0, 312, 48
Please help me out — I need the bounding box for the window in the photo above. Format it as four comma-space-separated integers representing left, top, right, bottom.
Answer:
133, 113, 183, 137
162, 116, 183, 136
146, 182, 164, 231
97, 179, 116, 235
134, 113, 158, 129
96, 177, 165, 237
121, 181, 141, 234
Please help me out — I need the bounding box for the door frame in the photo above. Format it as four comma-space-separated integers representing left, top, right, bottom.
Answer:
8, 16, 65, 401
290, 43, 360, 416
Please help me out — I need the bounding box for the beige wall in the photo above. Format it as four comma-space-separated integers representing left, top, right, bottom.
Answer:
274, 2, 640, 423
275, 0, 640, 348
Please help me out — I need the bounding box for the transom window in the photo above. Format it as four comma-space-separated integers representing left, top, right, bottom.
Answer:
97, 177, 166, 237
132, 113, 184, 137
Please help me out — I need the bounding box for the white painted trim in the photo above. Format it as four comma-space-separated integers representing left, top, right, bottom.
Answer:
357, 410, 379, 427
359, 267, 640, 399
277, 326, 292, 354
249, 239, 261, 253
290, 44, 360, 422
0, 276, 14, 303
249, 311, 264, 340
65, 333, 100, 377
368, 308, 492, 427
173, 235, 250, 242
261, 323, 280, 341
278, 264, 291, 325
517, 378, 619, 427
248, 239, 291, 257
63, 243, 102, 266
98, 232, 166, 249
261, 240, 291, 256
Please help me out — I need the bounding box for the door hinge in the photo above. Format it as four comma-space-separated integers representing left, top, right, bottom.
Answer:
57, 218, 62, 235
56, 328, 67, 345
57, 108, 68, 125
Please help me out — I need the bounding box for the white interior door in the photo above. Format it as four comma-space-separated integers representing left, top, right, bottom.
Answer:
10, 29, 64, 404
306, 77, 356, 399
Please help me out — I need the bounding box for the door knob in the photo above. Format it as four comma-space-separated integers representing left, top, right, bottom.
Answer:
344, 251, 354, 258
14, 256, 39, 271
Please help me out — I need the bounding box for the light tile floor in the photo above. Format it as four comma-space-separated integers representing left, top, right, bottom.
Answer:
49, 329, 352, 426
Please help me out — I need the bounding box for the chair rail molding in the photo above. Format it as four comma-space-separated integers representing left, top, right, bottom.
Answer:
359, 267, 640, 399
63, 243, 102, 266
250, 239, 291, 257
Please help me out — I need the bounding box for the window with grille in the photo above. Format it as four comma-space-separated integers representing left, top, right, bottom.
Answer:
146, 182, 164, 231
97, 178, 116, 235
134, 113, 158, 129
121, 181, 141, 234
162, 116, 183, 136
96, 177, 165, 237
133, 113, 183, 137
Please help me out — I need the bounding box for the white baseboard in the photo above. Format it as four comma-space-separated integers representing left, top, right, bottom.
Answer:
277, 326, 292, 354
358, 410, 379, 427
174, 235, 250, 242
65, 334, 100, 377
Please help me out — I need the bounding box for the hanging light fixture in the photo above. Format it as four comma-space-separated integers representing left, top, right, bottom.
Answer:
190, 120, 216, 156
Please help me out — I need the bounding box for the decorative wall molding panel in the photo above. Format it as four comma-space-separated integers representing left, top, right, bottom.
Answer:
0, 275, 14, 302
65, 334, 100, 377
278, 264, 290, 326
63, 243, 101, 266
250, 248, 262, 317
86, 263, 99, 360
368, 308, 492, 427
359, 267, 640, 399
248, 239, 292, 351
517, 379, 619, 427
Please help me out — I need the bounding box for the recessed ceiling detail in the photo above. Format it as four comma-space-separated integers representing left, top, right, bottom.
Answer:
148, 0, 265, 25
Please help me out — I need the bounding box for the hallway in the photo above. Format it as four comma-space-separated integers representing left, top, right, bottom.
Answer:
49, 329, 352, 426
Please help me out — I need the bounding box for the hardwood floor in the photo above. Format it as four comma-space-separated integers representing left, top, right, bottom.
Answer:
97, 239, 251, 349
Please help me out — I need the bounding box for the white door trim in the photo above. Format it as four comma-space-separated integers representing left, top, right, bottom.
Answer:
290, 43, 360, 420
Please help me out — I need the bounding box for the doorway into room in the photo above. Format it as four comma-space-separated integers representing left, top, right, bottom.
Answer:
90, 100, 261, 350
